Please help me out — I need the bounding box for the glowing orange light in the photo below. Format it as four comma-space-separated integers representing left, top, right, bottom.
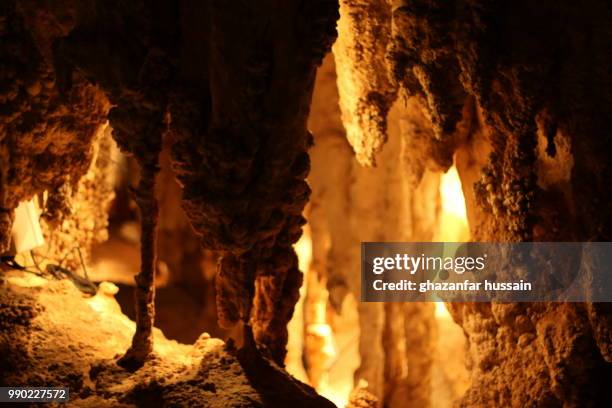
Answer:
435, 165, 469, 242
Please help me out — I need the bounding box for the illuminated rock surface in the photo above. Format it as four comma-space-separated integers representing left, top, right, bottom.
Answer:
1, 0, 611, 406
0, 272, 334, 407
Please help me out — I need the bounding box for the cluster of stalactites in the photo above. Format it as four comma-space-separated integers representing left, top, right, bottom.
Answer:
333, 0, 561, 241
333, 0, 469, 167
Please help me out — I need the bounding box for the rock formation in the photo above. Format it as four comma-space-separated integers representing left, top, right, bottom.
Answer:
168, 1, 339, 366
0, 0, 109, 254
54, 0, 175, 369
324, 0, 612, 405
1, 0, 610, 406
32, 0, 339, 369
333, 0, 397, 166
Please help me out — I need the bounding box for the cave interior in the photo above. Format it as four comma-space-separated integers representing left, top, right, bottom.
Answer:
0, 0, 611, 407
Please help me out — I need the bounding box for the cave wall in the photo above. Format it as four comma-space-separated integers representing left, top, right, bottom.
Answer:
1, 0, 611, 406
0, 0, 109, 255
330, 0, 612, 406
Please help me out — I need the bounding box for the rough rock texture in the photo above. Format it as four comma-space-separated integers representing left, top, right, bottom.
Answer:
333, 0, 397, 166
438, 1, 612, 406
0, 270, 334, 407
346, 382, 379, 408
452, 110, 612, 406
2, 0, 341, 374
0, 1, 109, 254
388, 0, 468, 142
330, 0, 612, 406
169, 0, 339, 365
40, 123, 117, 271
2, 0, 611, 406
447, 301, 611, 407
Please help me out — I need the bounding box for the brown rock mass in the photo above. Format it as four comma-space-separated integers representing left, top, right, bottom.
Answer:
327, 0, 612, 405
333, 0, 398, 166
170, 1, 339, 365
1, 0, 610, 406
0, 1, 109, 253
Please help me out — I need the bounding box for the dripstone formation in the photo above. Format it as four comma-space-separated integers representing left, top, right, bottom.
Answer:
333, 0, 397, 166
169, 1, 339, 366
0, 1, 108, 254
54, 0, 176, 369
2, 0, 339, 371
1, 0, 611, 406
328, 0, 612, 406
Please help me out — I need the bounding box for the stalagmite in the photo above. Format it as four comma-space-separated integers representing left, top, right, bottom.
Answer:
333, 0, 397, 166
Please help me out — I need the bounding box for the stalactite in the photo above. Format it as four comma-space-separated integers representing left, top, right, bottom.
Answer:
107, 87, 166, 371
96, 61, 168, 372
308, 56, 450, 404
333, 0, 397, 166
170, 1, 338, 365
387, 0, 467, 141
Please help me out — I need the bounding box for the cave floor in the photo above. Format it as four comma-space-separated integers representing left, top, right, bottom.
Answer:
0, 270, 328, 407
